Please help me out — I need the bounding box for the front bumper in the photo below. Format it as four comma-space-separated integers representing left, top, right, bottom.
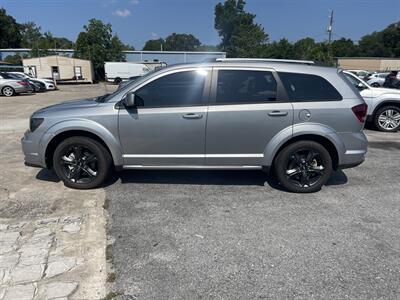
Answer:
21, 130, 46, 168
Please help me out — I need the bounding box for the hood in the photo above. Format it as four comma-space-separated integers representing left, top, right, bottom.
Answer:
372, 87, 400, 95
34, 98, 99, 115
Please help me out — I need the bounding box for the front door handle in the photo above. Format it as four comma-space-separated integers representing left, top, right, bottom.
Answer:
183, 113, 203, 120
268, 111, 288, 117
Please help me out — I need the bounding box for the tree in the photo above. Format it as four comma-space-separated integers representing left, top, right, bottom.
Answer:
263, 39, 294, 59
74, 18, 127, 79
3, 54, 24, 65
214, 0, 268, 57
164, 33, 201, 51
0, 8, 22, 48
20, 22, 42, 48
330, 38, 359, 57
292, 38, 316, 60
143, 38, 165, 51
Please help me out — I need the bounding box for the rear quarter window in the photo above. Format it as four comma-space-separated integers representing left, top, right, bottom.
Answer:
279, 72, 343, 102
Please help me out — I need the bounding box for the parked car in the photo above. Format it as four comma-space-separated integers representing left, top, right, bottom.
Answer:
22, 59, 368, 193
105, 62, 151, 84
365, 72, 389, 87
343, 71, 400, 132
0, 73, 33, 97
4, 72, 46, 92
348, 69, 370, 79
8, 72, 57, 90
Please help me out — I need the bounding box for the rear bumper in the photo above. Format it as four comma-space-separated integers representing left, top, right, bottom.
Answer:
337, 131, 368, 169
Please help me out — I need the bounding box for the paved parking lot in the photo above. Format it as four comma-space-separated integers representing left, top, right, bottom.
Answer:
0, 84, 116, 299
107, 134, 400, 298
1, 84, 399, 299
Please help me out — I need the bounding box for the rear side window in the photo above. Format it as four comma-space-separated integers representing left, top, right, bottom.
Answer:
216, 70, 277, 104
279, 72, 342, 101
135, 70, 207, 107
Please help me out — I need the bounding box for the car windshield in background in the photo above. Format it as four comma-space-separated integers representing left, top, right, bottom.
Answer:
0, 73, 18, 79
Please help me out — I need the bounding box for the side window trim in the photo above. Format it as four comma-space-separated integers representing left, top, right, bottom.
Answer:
122, 68, 212, 109
209, 67, 289, 106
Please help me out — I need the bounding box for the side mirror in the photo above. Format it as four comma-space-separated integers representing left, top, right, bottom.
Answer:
357, 82, 366, 90
123, 92, 136, 107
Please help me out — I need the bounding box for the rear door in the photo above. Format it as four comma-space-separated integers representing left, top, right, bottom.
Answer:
205, 67, 293, 166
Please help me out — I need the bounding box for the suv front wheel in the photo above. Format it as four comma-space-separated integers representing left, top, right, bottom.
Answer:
274, 141, 333, 193
53, 136, 112, 189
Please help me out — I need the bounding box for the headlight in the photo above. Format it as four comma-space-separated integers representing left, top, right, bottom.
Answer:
30, 118, 44, 132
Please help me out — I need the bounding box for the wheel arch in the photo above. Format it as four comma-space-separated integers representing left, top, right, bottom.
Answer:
42, 121, 123, 168
263, 125, 342, 171
372, 100, 400, 118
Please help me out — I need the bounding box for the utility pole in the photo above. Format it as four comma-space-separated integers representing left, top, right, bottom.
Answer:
327, 10, 334, 44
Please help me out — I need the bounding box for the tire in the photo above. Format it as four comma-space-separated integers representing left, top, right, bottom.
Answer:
371, 83, 380, 87
2, 86, 15, 97
52, 136, 112, 189
274, 141, 333, 193
114, 77, 122, 84
373, 105, 400, 132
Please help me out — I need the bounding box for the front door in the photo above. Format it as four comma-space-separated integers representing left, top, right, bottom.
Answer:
206, 68, 293, 166
118, 68, 211, 167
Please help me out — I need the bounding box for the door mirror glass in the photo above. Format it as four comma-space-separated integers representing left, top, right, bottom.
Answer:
357, 82, 367, 90
124, 92, 136, 107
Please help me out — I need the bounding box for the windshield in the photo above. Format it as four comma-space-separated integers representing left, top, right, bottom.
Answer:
344, 72, 369, 89
100, 68, 162, 102
0, 72, 19, 79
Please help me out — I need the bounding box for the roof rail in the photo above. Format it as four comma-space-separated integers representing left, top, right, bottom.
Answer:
214, 58, 315, 65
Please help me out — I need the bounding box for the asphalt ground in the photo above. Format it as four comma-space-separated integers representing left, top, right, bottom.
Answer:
107, 130, 400, 299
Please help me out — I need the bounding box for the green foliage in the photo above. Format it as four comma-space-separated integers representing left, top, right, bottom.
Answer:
143, 38, 165, 51
330, 38, 359, 57
0, 8, 22, 48
164, 33, 201, 51
214, 0, 268, 57
74, 18, 128, 79
359, 22, 400, 57
3, 54, 24, 65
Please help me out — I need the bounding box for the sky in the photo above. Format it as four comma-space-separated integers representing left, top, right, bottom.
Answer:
1, 0, 399, 49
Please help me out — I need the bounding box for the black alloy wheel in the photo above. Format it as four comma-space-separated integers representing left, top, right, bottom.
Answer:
275, 141, 333, 193
53, 137, 112, 189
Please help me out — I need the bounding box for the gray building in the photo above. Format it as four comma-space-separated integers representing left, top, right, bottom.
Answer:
0, 49, 226, 66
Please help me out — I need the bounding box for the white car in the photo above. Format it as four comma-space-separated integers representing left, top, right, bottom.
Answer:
344, 71, 400, 132
8, 72, 57, 90
366, 72, 389, 87
347, 69, 370, 79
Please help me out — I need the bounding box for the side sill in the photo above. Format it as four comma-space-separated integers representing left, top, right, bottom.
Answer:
122, 165, 262, 170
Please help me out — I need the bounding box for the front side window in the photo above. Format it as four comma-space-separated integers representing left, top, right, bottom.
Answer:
216, 70, 277, 104
135, 70, 207, 107
279, 72, 342, 101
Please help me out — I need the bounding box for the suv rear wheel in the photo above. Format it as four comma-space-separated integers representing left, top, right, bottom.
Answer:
274, 141, 333, 193
374, 106, 400, 132
53, 136, 112, 189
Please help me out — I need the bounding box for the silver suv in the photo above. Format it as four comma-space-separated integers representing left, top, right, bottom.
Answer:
22, 59, 368, 193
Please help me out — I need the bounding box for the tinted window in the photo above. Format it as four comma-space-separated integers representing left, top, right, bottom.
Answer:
134, 70, 207, 107
216, 70, 277, 104
279, 72, 342, 101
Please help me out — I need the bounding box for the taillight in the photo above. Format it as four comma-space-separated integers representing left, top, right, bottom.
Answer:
17, 81, 29, 86
352, 103, 368, 123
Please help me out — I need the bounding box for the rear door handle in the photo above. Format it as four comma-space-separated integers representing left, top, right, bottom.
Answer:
268, 111, 288, 117
182, 113, 203, 119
